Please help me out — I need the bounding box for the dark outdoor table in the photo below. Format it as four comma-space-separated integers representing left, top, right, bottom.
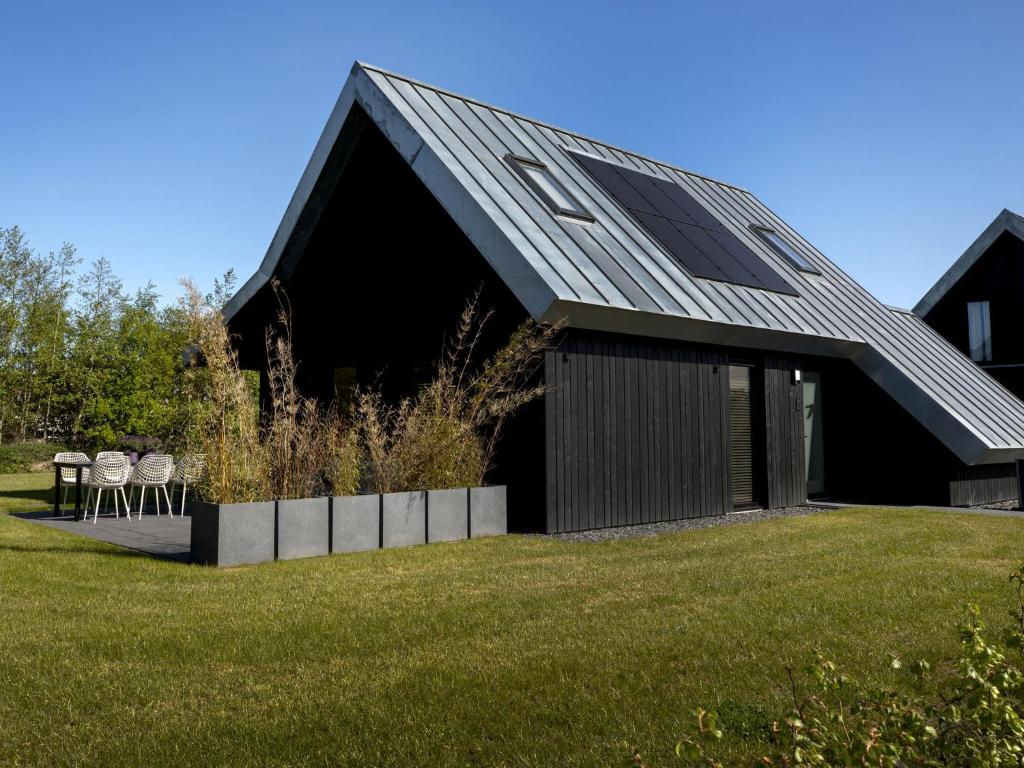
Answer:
52, 460, 93, 522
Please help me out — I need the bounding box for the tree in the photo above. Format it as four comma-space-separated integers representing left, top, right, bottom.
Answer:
0, 226, 238, 454
67, 257, 125, 450
12, 242, 79, 440
37, 243, 79, 440
0, 227, 34, 442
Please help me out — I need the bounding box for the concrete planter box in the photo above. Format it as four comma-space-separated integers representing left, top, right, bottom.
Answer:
277, 497, 330, 561
382, 490, 426, 548
189, 485, 506, 566
470, 485, 507, 537
427, 488, 469, 543
332, 494, 380, 553
191, 500, 276, 567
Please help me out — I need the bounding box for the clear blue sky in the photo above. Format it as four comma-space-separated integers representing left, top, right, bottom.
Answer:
4, 0, 1022, 309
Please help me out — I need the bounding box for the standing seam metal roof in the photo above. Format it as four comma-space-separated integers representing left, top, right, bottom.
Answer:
225, 62, 1024, 464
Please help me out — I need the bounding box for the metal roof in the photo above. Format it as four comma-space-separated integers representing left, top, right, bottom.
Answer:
914, 208, 1024, 318
227, 62, 1024, 465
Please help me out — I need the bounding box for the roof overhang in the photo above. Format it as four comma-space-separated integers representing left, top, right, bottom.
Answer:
548, 299, 1020, 465
544, 299, 861, 359
913, 209, 1024, 318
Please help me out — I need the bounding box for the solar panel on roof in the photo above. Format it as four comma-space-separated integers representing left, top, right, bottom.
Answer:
569, 151, 798, 296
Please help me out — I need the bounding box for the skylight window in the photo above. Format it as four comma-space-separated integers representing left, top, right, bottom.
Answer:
506, 155, 593, 222
751, 226, 820, 274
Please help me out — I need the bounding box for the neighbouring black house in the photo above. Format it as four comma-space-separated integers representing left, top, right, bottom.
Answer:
915, 210, 1024, 398
225, 63, 1024, 532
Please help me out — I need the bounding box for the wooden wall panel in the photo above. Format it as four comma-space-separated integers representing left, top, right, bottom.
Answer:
948, 464, 1017, 506
545, 331, 732, 532
763, 358, 807, 508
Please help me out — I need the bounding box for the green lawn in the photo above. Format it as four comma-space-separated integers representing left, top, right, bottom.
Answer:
0, 471, 56, 514
1, 472, 1023, 766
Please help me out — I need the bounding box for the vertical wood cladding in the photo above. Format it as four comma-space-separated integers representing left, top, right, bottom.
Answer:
763, 358, 806, 508
545, 333, 730, 532
948, 464, 1018, 506
544, 331, 807, 532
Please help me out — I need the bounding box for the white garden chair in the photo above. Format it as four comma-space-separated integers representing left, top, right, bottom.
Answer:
129, 453, 175, 517
88, 452, 127, 515
84, 453, 131, 523
167, 454, 205, 517
54, 451, 91, 510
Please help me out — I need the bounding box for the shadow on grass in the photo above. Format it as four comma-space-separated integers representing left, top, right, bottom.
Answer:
0, 542, 150, 559
0, 486, 54, 504
12, 511, 73, 521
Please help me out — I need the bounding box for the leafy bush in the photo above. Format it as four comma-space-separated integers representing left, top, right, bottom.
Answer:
660, 566, 1024, 767
355, 390, 483, 495
0, 442, 68, 474
181, 280, 270, 504
356, 292, 559, 493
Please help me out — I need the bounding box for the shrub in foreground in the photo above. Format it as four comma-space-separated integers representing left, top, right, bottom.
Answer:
181, 280, 270, 504
356, 292, 559, 493
652, 567, 1024, 767
262, 283, 362, 499
185, 282, 555, 502
186, 278, 364, 503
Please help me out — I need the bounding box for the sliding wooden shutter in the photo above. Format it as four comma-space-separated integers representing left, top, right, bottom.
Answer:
729, 365, 754, 508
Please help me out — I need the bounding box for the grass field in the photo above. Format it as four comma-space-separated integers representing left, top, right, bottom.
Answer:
1, 472, 1023, 766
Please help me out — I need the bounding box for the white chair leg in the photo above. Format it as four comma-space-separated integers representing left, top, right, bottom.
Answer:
84, 486, 93, 514
162, 485, 173, 518
139, 486, 147, 517
113, 487, 120, 519
181, 480, 187, 516
93, 488, 102, 524
120, 487, 131, 520
154, 486, 161, 516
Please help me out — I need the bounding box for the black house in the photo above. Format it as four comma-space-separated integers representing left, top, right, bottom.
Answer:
226, 63, 1024, 532
915, 209, 1024, 398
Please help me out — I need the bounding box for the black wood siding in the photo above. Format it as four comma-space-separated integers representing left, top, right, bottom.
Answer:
543, 332, 808, 533
545, 333, 731, 532
949, 464, 1018, 506
763, 358, 806, 508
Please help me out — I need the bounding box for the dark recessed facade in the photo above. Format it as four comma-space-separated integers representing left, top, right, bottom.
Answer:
915, 209, 1024, 399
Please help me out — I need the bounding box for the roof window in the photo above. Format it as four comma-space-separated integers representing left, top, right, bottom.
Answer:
751, 226, 820, 274
506, 155, 593, 222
